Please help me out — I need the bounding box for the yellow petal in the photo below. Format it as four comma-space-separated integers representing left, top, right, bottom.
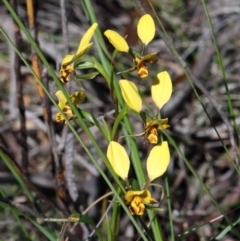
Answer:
55, 90, 67, 110
104, 30, 129, 52
119, 80, 142, 112
107, 141, 130, 180
137, 14, 155, 45
61, 54, 74, 67
146, 141, 170, 181
137, 65, 149, 78
151, 71, 172, 109
130, 196, 145, 215
76, 23, 98, 59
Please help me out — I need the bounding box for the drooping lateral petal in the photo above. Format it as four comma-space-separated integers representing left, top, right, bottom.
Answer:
119, 80, 142, 112
158, 118, 170, 130
146, 141, 170, 181
76, 23, 98, 59
107, 141, 130, 180
137, 14, 155, 45
104, 30, 129, 52
151, 71, 172, 109
139, 52, 158, 64
70, 90, 86, 105
142, 189, 157, 204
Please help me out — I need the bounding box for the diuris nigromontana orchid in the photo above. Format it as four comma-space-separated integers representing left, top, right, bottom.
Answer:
119, 71, 172, 144
60, 23, 98, 83
107, 141, 170, 215
104, 14, 157, 78
55, 90, 85, 124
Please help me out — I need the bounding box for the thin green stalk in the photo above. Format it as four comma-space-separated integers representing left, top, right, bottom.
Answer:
111, 192, 121, 240
151, 217, 163, 241
0, 150, 34, 203
165, 177, 175, 241
13, 211, 30, 239
0, 201, 56, 241
155, 0, 190, 45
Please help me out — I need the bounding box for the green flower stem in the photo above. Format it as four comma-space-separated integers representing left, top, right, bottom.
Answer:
111, 187, 121, 240
109, 54, 120, 141
0, 150, 34, 204
0, 201, 56, 241
165, 177, 175, 241
111, 104, 128, 141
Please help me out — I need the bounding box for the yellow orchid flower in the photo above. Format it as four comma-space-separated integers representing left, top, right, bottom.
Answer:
107, 141, 130, 180
146, 141, 170, 182
130, 118, 170, 144
119, 72, 172, 144
124, 189, 157, 215
119, 72, 172, 112
106, 141, 170, 215
55, 90, 85, 123
104, 14, 157, 78
60, 23, 98, 83
119, 79, 142, 113
76, 23, 98, 59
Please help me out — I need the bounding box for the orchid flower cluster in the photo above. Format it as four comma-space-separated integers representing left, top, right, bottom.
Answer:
107, 140, 170, 215
55, 23, 98, 122
105, 14, 172, 215
55, 14, 172, 216
104, 14, 158, 78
